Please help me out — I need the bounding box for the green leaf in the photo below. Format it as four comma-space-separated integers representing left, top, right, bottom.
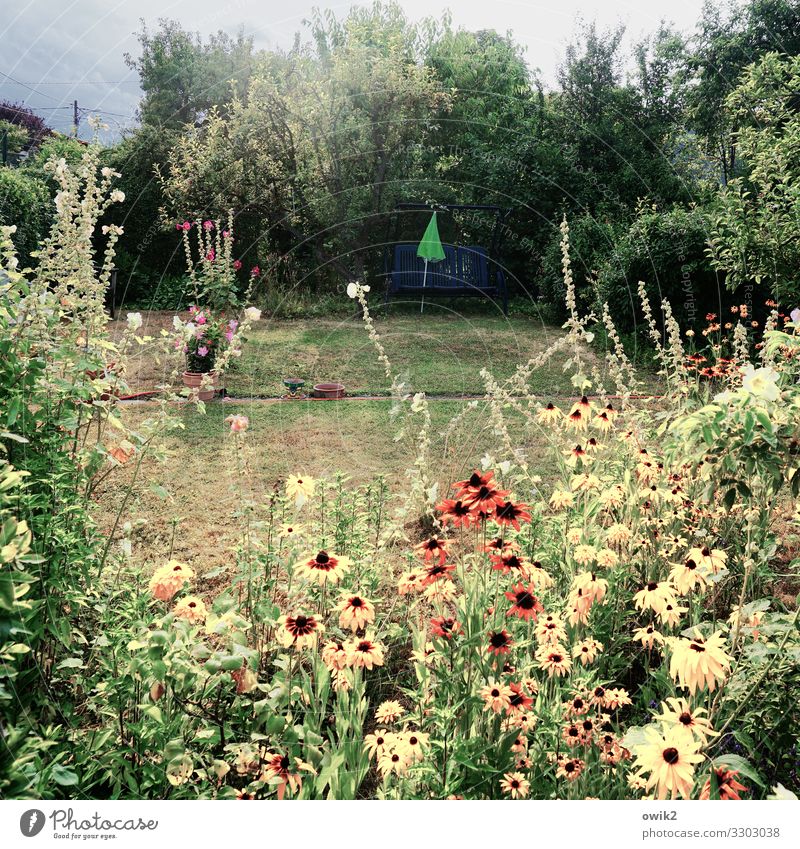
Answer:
51, 764, 79, 786
711, 754, 765, 788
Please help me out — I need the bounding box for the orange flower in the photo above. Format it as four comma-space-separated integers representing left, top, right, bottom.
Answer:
493, 499, 531, 531
700, 767, 748, 800
345, 636, 385, 669
148, 560, 194, 602
415, 536, 450, 565
437, 498, 474, 529
337, 594, 375, 632
431, 616, 462, 640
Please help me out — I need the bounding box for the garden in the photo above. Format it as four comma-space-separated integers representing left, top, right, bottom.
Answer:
1, 0, 799, 806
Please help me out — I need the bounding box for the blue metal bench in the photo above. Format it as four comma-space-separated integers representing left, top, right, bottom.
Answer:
384, 243, 508, 314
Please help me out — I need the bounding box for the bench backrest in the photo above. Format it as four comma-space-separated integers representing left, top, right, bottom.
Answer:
391, 244, 492, 290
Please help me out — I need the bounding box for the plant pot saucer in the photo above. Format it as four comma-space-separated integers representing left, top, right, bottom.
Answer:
313, 382, 345, 399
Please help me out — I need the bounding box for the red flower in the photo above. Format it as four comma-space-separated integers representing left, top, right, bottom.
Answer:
233, 259, 242, 270
453, 469, 495, 496
431, 616, 462, 640
415, 536, 450, 565
507, 682, 533, 714
421, 561, 456, 586
437, 498, 473, 529
494, 500, 531, 531
487, 629, 514, 656
490, 550, 530, 578
504, 582, 543, 621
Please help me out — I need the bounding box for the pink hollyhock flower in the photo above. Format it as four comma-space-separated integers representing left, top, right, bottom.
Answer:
223, 230, 231, 239
228, 319, 239, 331
175, 223, 182, 231
250, 265, 260, 277
225, 330, 234, 342
196, 313, 207, 325
197, 346, 209, 357
206, 249, 215, 262
225, 414, 249, 433
790, 307, 800, 327
181, 221, 191, 231
203, 220, 214, 231
233, 259, 242, 270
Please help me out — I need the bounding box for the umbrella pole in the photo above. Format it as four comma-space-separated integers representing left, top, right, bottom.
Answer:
421, 259, 428, 313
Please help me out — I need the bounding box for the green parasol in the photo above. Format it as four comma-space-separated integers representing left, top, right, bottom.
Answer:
416, 211, 446, 313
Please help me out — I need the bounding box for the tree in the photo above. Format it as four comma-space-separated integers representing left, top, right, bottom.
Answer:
125, 19, 255, 129
158, 2, 449, 285
0, 101, 51, 149
687, 0, 800, 184
708, 52, 800, 303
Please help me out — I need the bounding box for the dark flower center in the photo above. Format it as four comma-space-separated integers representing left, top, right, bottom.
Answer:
663, 748, 680, 765
315, 550, 330, 565
350, 597, 363, 608
515, 591, 535, 609
679, 712, 692, 725
279, 755, 290, 770
690, 642, 705, 652
647, 581, 658, 591
685, 559, 697, 570
490, 632, 509, 648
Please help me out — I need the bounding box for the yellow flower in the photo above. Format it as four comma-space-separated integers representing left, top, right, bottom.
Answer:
633, 580, 676, 615
632, 624, 664, 649
669, 556, 711, 596
285, 474, 315, 507
500, 771, 530, 798
687, 546, 727, 575
536, 643, 572, 677
375, 700, 405, 725
631, 726, 703, 800
296, 550, 351, 585
173, 595, 207, 624
572, 637, 603, 665
395, 730, 429, 762
549, 489, 575, 510
653, 697, 718, 744
480, 680, 513, 713
668, 629, 732, 694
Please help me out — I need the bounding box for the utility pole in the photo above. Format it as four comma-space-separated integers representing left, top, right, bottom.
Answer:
73, 100, 79, 137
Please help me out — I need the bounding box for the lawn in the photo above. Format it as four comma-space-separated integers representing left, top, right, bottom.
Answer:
112, 307, 606, 398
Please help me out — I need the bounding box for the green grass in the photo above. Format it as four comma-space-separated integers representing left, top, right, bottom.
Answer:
226, 311, 582, 397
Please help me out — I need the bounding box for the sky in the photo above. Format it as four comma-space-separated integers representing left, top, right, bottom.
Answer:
1, 0, 707, 141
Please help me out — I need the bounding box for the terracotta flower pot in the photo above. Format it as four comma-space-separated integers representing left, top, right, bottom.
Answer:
313, 382, 345, 399
182, 370, 219, 401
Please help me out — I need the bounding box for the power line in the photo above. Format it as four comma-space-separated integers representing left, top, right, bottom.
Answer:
0, 71, 60, 101
3, 79, 140, 86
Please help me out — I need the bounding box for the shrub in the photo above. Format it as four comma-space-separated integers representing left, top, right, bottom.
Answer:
0, 167, 50, 265
596, 205, 727, 333
539, 213, 622, 319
